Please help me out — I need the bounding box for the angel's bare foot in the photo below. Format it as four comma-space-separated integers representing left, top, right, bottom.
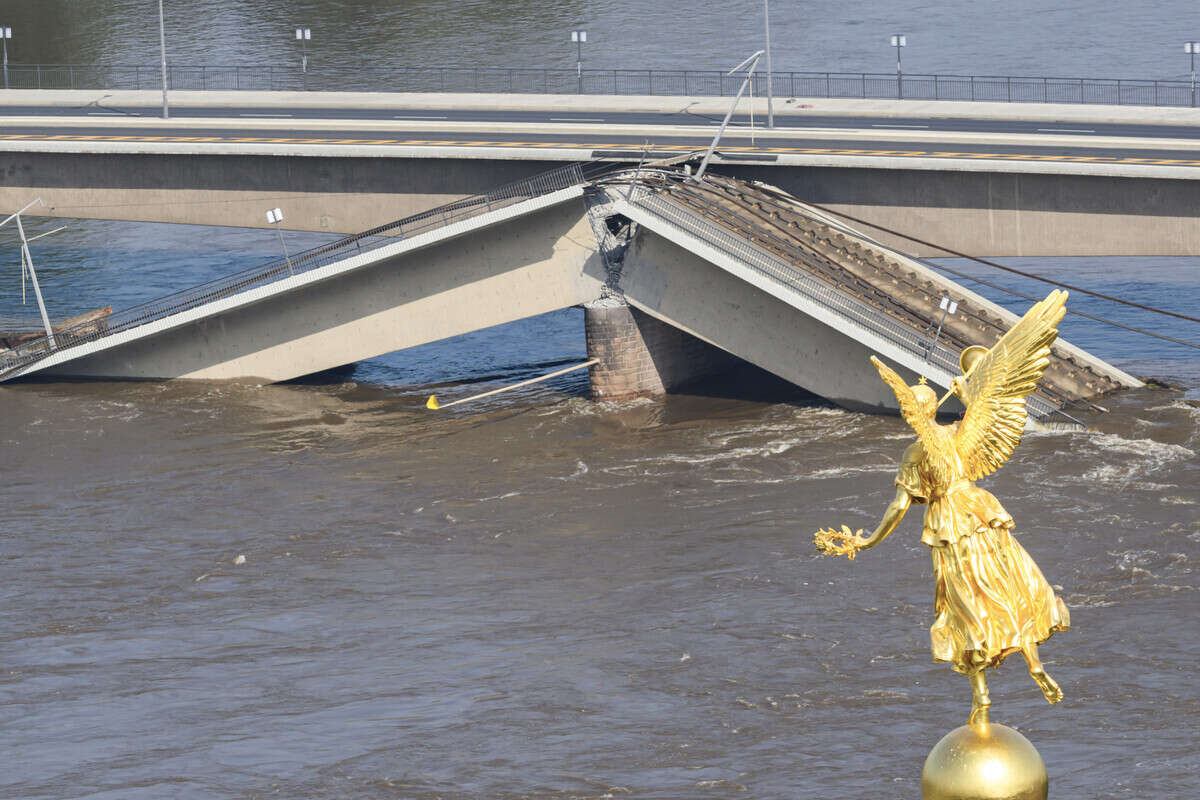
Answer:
1022, 645, 1063, 704
1031, 667, 1063, 704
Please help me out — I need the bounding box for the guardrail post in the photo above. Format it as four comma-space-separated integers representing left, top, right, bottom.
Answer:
1006, 75, 1011, 102
1043, 76, 1047, 102
648, 69, 653, 94
69, 64, 74, 89
970, 75, 974, 101
1117, 78, 1122, 105
934, 75, 939, 100
36, 63, 41, 89
861, 72, 866, 98
1079, 78, 1083, 103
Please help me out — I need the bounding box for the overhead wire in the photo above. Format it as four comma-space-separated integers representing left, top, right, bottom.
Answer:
801, 201, 1200, 351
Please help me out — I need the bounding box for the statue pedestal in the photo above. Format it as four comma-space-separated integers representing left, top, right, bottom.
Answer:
922, 722, 1047, 800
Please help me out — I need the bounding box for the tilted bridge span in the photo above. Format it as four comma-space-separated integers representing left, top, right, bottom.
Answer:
0, 162, 1139, 422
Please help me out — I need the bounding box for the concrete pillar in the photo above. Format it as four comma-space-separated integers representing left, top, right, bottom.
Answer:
584, 299, 741, 400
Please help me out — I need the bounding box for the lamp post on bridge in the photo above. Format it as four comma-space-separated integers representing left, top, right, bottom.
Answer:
1, 27, 11, 90
265, 208, 294, 275
1186, 42, 1199, 107
295, 29, 311, 70
571, 30, 587, 93
764, 1, 774, 128
157, 0, 169, 118
891, 34, 907, 99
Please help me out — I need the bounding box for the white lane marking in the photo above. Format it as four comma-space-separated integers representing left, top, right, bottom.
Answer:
551, 117, 605, 122
88, 111, 122, 115
1037, 128, 1096, 133
239, 113, 293, 117
392, 114, 449, 119
871, 123, 929, 128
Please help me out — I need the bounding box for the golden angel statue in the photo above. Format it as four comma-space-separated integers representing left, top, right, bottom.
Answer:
815, 290, 1071, 726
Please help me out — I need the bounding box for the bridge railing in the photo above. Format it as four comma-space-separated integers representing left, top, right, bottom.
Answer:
4, 63, 1200, 107
0, 162, 588, 376
624, 186, 1063, 420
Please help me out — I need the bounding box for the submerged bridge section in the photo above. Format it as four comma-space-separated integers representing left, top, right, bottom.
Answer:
0, 163, 1140, 420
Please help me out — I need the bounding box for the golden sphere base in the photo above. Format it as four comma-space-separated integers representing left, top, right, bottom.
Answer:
922, 722, 1047, 800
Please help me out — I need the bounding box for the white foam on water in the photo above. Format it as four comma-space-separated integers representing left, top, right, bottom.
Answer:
1053, 431, 1195, 490
805, 464, 897, 479
549, 460, 589, 480
474, 491, 521, 502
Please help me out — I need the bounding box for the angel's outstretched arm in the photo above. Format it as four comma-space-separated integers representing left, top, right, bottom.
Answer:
858, 487, 912, 551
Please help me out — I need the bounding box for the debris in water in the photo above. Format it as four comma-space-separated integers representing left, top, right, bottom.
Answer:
233, 554, 246, 565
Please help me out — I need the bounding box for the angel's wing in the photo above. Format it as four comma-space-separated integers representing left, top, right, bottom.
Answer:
870, 355, 934, 442
954, 290, 1067, 480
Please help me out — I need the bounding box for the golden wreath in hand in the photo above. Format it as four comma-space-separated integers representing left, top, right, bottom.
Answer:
814, 525, 867, 560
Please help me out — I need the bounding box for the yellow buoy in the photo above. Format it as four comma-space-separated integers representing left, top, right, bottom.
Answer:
425, 395, 440, 410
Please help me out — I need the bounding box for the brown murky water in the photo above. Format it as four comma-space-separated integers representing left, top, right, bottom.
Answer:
2, 376, 1196, 799
2, 1, 1200, 794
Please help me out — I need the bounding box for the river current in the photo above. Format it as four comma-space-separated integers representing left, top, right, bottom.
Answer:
2, 1, 1200, 798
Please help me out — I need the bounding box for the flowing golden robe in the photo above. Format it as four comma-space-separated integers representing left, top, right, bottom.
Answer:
896, 441, 1070, 674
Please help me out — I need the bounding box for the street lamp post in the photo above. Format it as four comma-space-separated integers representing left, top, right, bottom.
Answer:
295, 29, 311, 70
764, 1, 773, 128
295, 28, 311, 90
1186, 42, 1199, 107
1, 27, 11, 90
891, 33, 906, 99
158, 0, 169, 118
265, 208, 293, 275
571, 30, 587, 93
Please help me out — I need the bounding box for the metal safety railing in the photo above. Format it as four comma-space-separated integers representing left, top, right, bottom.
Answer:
5, 62, 1200, 107
625, 186, 1063, 420
0, 162, 589, 377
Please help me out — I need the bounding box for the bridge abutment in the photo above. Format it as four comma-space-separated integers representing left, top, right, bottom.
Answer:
584, 300, 740, 400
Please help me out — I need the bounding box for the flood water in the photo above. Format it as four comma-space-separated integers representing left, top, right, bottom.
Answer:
1, 215, 1197, 800
2, 1, 1200, 798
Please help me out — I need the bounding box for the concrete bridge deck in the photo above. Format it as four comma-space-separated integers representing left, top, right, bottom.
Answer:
4, 90, 1200, 256
0, 162, 1140, 422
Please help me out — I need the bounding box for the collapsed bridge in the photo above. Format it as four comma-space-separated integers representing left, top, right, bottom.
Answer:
0, 162, 1140, 422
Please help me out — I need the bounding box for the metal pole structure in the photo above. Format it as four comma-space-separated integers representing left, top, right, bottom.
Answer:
266, 208, 293, 275
295, 28, 311, 89
891, 34, 906, 100
158, 0, 169, 118
572, 30, 587, 94
694, 50, 763, 183
764, 0, 773, 128
924, 296, 957, 361
1, 27, 10, 90
1188, 43, 1198, 108
275, 221, 293, 274
0, 199, 56, 348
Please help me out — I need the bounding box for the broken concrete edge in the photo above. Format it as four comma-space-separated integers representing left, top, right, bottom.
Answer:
4, 88, 1200, 127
